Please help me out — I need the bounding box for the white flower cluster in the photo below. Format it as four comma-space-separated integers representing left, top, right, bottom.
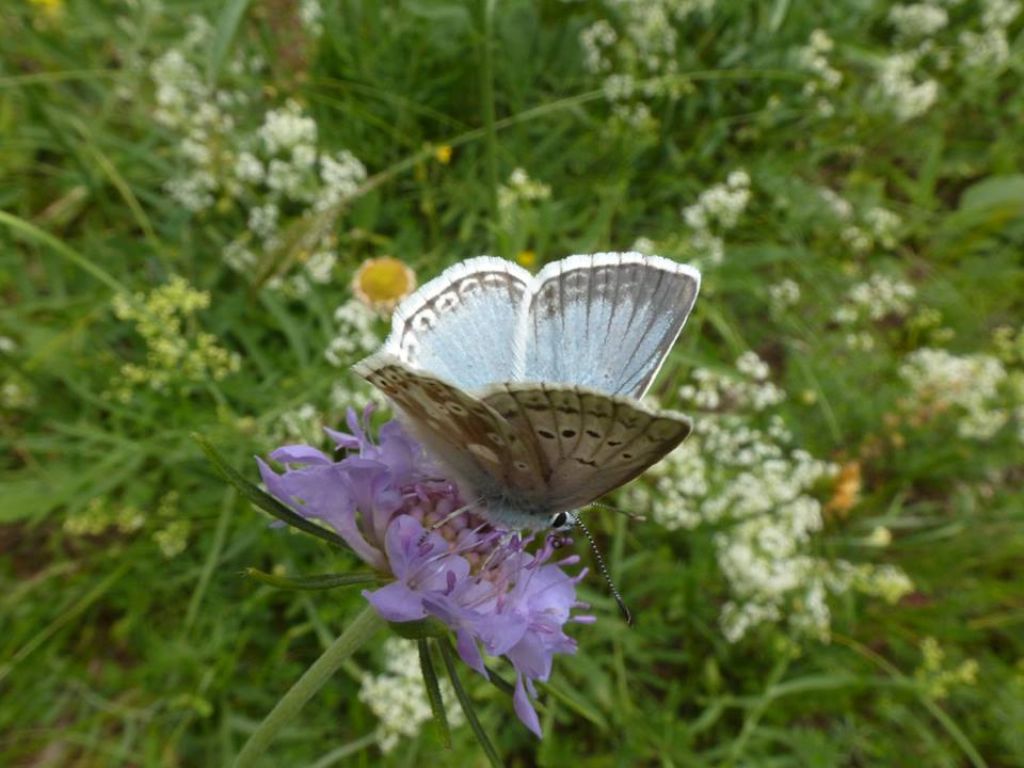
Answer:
633, 353, 913, 641
225, 101, 366, 295
768, 278, 801, 313
678, 352, 785, 412
960, 26, 1011, 69
889, 3, 950, 38
580, 19, 617, 73
497, 167, 552, 231
874, 51, 939, 122
863, 206, 903, 249
325, 300, 381, 368
683, 170, 751, 230
497, 167, 551, 212
578, 0, 715, 128
834, 202, 904, 255
681, 170, 751, 265
899, 348, 1011, 439
960, 0, 1019, 71
321, 299, 385, 412
832, 273, 916, 331
299, 0, 324, 37
818, 187, 854, 221
318, 150, 368, 211
150, 18, 367, 294
796, 29, 843, 115
359, 638, 463, 753
273, 403, 323, 446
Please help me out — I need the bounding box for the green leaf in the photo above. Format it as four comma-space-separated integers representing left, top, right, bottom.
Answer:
207, 0, 256, 83
440, 638, 503, 768
418, 640, 453, 749
959, 174, 1024, 213
192, 433, 349, 550
243, 568, 380, 591
934, 174, 1024, 251
767, 0, 792, 34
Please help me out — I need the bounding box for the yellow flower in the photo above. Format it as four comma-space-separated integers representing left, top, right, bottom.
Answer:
30, 0, 63, 20
516, 250, 537, 268
352, 257, 417, 313
434, 145, 453, 165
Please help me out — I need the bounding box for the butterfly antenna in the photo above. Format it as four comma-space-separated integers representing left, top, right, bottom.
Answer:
573, 514, 633, 627
589, 500, 646, 524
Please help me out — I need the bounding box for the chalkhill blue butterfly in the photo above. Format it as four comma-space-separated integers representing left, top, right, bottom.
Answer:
355, 252, 700, 531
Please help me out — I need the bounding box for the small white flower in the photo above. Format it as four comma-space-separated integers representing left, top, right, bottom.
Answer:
234, 151, 264, 184
359, 639, 463, 752
259, 100, 318, 155
768, 279, 801, 311
874, 53, 938, 122
900, 348, 1010, 440
247, 203, 279, 239
888, 4, 949, 38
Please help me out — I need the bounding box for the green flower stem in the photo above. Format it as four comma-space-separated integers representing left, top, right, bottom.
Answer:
235, 605, 385, 767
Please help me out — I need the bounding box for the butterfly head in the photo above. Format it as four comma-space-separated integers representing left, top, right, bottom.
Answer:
549, 510, 576, 532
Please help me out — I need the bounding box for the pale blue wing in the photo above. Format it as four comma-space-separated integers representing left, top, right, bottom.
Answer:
521, 253, 700, 398
382, 257, 532, 391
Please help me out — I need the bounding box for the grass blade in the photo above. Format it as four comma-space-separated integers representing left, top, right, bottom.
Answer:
244, 569, 380, 591
418, 639, 453, 749
208, 0, 255, 82
440, 637, 503, 768
0, 209, 125, 292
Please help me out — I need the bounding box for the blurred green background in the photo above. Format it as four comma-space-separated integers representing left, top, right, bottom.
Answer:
2, 0, 1023, 765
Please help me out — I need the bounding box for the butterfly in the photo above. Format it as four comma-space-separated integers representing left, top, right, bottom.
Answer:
354, 252, 700, 531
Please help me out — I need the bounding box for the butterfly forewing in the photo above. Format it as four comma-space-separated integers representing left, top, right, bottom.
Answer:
481, 383, 692, 512
354, 353, 548, 500
524, 253, 700, 398
384, 257, 532, 391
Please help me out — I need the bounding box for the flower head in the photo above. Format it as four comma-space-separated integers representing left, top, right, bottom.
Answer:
352, 257, 417, 314
258, 406, 590, 736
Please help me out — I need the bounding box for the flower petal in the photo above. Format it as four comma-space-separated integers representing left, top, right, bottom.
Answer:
513, 673, 542, 738
363, 583, 426, 621
455, 628, 488, 677
268, 444, 332, 465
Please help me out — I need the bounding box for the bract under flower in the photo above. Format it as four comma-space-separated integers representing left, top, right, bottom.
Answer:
258, 406, 590, 736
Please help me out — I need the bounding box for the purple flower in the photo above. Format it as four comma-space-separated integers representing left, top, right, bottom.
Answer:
257, 405, 591, 737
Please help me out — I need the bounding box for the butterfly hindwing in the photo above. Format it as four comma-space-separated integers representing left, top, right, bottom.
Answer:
481, 382, 692, 512
354, 353, 547, 500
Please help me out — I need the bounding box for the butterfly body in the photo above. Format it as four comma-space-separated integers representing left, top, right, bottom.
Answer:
355, 253, 700, 531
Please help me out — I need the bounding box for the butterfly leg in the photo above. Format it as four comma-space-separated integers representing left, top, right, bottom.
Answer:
415, 497, 485, 547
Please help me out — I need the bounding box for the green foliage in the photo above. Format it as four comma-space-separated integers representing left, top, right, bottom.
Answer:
2, 0, 1022, 766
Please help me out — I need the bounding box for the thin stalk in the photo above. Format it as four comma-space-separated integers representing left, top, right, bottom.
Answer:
0, 209, 127, 293
478, 0, 500, 242
234, 606, 384, 766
